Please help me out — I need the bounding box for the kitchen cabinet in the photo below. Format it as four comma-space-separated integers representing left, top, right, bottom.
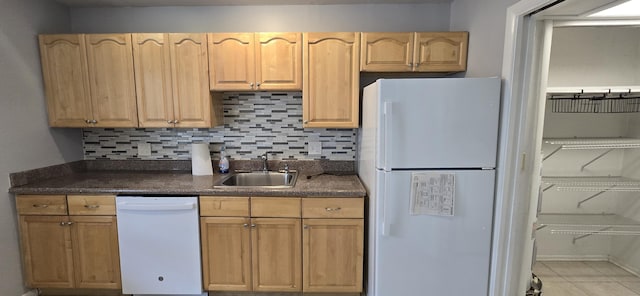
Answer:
360, 32, 468, 72
303, 32, 360, 128
17, 194, 121, 289
201, 196, 302, 292
302, 198, 364, 293
133, 33, 223, 128
200, 196, 362, 293
208, 33, 302, 91
39, 34, 138, 127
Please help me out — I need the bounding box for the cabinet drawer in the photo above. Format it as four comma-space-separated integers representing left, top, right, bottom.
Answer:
302, 198, 364, 218
200, 196, 250, 217
67, 195, 116, 215
251, 197, 301, 218
16, 195, 67, 215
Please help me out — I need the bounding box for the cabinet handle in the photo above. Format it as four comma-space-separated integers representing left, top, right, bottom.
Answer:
303, 225, 309, 229
256, 82, 261, 88
243, 223, 249, 228
66, 221, 74, 226
251, 224, 256, 228
174, 120, 179, 124
167, 120, 173, 124
32, 204, 49, 208
325, 207, 342, 212
84, 204, 100, 209
303, 120, 309, 124
85, 119, 92, 124
91, 119, 97, 124
249, 83, 254, 89
59, 221, 66, 226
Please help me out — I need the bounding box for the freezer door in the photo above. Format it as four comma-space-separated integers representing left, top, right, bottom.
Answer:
374, 78, 500, 170
373, 169, 495, 296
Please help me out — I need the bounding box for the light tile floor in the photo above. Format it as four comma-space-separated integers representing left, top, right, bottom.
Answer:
534, 261, 640, 296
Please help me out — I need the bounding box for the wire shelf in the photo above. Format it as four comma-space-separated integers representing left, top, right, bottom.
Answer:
544, 138, 640, 150
542, 177, 640, 192
547, 88, 640, 113
538, 214, 640, 242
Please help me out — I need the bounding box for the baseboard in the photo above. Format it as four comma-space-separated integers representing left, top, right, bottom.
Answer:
536, 255, 609, 261
609, 256, 640, 277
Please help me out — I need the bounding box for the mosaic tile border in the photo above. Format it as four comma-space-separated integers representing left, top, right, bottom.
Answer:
83, 92, 357, 161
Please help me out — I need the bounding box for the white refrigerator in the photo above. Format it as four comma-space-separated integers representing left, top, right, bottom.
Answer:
357, 77, 501, 296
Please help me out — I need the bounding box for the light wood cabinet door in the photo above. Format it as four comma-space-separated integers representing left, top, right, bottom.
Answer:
209, 33, 255, 91
414, 32, 468, 72
361, 32, 414, 72
169, 33, 213, 127
70, 216, 121, 289
201, 217, 252, 291
85, 34, 138, 127
133, 33, 175, 128
20, 215, 74, 288
303, 32, 360, 128
251, 218, 301, 292
255, 33, 302, 90
302, 218, 364, 293
38, 34, 92, 127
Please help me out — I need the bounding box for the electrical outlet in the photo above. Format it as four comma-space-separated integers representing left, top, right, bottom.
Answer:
309, 141, 322, 155
138, 143, 151, 156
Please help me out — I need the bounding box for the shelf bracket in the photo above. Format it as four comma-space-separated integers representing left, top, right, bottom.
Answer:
581, 148, 614, 171
542, 184, 555, 192
536, 224, 548, 231
573, 226, 612, 244
577, 188, 614, 208
543, 146, 563, 161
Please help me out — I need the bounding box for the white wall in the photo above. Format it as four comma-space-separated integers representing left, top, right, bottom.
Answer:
449, 0, 520, 77
0, 0, 82, 294
69, 3, 451, 33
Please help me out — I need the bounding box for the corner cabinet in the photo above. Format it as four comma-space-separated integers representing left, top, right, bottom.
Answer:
361, 32, 468, 72
200, 196, 364, 293
16, 194, 121, 289
39, 34, 138, 128
133, 33, 223, 128
303, 32, 360, 128
208, 33, 302, 91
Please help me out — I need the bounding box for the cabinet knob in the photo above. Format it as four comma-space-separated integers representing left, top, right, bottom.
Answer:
249, 83, 254, 89
303, 120, 308, 124
251, 224, 256, 228
303, 225, 309, 229
59, 221, 66, 226
167, 120, 173, 124
256, 82, 261, 88
66, 221, 74, 226
91, 119, 97, 124
85, 119, 92, 124
173, 120, 179, 124
243, 223, 249, 228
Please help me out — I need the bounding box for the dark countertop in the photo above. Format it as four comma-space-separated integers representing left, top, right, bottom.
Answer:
9, 160, 366, 198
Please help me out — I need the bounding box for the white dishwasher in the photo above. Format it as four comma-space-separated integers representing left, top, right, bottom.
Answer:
116, 196, 205, 296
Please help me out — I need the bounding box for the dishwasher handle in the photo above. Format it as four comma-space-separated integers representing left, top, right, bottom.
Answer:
117, 202, 196, 211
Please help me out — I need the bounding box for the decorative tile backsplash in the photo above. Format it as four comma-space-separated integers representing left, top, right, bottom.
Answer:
83, 92, 357, 161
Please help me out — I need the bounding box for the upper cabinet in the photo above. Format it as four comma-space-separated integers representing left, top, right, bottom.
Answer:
361, 32, 468, 72
303, 32, 360, 128
85, 34, 138, 127
39, 34, 138, 127
133, 33, 222, 128
209, 33, 302, 91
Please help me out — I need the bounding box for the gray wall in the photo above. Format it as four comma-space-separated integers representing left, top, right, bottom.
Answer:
450, 0, 520, 77
70, 3, 451, 33
0, 0, 82, 294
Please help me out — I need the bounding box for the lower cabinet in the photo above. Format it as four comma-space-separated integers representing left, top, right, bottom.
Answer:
200, 196, 364, 293
16, 194, 121, 289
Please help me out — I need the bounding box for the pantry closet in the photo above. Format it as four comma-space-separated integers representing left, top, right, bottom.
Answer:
533, 25, 640, 295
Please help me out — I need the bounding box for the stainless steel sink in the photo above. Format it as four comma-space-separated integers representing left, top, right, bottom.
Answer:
216, 171, 298, 188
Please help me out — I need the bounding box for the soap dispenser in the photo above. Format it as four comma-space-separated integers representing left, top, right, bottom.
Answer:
218, 146, 230, 174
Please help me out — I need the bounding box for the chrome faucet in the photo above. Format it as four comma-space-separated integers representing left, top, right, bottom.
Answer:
260, 152, 269, 172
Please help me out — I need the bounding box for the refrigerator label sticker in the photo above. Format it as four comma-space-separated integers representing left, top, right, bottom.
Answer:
410, 173, 455, 216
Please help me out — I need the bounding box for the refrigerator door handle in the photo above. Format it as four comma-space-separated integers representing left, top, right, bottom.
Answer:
381, 172, 390, 236
383, 102, 393, 172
